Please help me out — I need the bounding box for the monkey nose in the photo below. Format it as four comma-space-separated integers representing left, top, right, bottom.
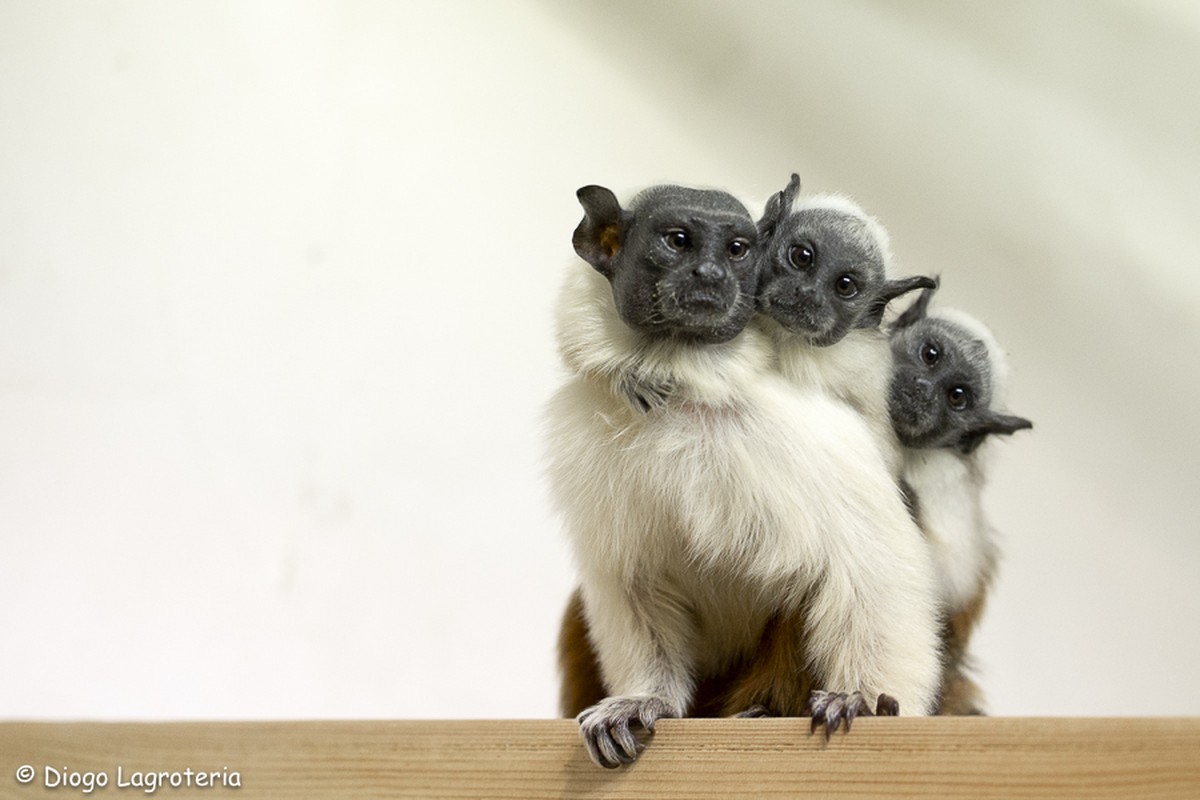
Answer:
910, 378, 936, 399
692, 262, 727, 283
792, 287, 819, 305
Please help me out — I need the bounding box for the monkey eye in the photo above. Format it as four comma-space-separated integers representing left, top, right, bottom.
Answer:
788, 241, 816, 269
947, 385, 971, 410
664, 229, 690, 251
834, 274, 858, 298
920, 342, 941, 366
727, 238, 751, 261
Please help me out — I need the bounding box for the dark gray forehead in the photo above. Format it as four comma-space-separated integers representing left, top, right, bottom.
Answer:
630, 185, 753, 225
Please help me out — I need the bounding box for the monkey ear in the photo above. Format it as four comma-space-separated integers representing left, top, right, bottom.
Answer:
889, 278, 941, 331
757, 173, 801, 238
860, 275, 939, 330
957, 412, 1034, 454
573, 185, 626, 276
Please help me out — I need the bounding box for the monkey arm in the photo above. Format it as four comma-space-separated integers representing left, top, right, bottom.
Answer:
800, 512, 942, 718
573, 573, 697, 768
616, 371, 674, 414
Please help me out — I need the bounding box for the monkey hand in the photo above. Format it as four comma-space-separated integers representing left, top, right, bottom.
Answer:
576, 694, 680, 768
733, 704, 776, 718
804, 691, 899, 739
618, 373, 674, 413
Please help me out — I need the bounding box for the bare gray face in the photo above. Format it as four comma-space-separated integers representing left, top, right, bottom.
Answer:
890, 317, 994, 449
756, 174, 934, 346
888, 291, 1033, 453
573, 184, 759, 343
759, 207, 890, 345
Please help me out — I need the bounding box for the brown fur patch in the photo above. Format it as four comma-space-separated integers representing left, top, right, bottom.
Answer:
598, 224, 621, 259
556, 589, 608, 717
933, 567, 993, 715
714, 612, 816, 717
557, 590, 819, 719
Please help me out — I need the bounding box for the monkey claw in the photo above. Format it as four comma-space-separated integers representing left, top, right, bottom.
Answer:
804, 690, 899, 739
576, 695, 678, 769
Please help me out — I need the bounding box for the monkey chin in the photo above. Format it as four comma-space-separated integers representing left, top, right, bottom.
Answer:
769, 312, 845, 348
891, 422, 941, 450
655, 293, 753, 343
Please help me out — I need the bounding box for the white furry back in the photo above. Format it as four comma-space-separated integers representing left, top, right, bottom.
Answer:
902, 437, 996, 612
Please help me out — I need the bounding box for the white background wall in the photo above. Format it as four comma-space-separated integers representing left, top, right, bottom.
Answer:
2, 0, 1198, 720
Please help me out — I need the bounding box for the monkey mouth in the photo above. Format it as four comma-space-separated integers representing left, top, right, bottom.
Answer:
654, 283, 752, 341
762, 297, 838, 344
891, 419, 931, 448
889, 414, 933, 448
888, 386, 938, 446
677, 289, 731, 311
665, 279, 740, 318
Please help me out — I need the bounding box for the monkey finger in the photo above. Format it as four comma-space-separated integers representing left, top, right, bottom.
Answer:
842, 698, 864, 732
610, 717, 643, 762
580, 729, 610, 769
587, 727, 629, 769
804, 690, 829, 734
600, 729, 638, 767
638, 697, 668, 732
823, 695, 847, 739
875, 693, 900, 716
734, 704, 773, 718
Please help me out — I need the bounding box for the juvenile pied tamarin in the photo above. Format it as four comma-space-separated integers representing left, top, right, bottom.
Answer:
755, 173, 936, 475
887, 286, 1033, 714
546, 183, 941, 767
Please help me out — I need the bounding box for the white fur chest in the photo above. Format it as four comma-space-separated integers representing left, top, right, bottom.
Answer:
545, 371, 860, 592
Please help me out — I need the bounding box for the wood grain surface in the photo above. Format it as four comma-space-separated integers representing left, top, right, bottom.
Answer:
2, 718, 1199, 799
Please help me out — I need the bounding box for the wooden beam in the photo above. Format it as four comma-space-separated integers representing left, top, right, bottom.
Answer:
3, 718, 1199, 799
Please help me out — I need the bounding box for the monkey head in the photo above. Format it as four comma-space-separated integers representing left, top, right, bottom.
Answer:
888, 287, 1033, 454
572, 184, 760, 343
756, 174, 935, 347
